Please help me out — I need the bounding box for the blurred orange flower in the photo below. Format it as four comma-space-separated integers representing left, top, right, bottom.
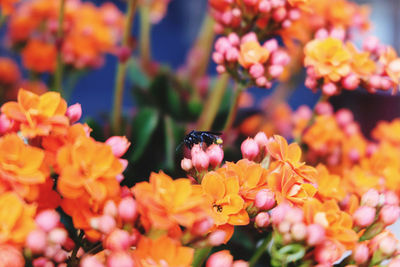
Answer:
0, 57, 20, 87
304, 37, 351, 82
372, 119, 400, 146
347, 43, 376, 77
22, 39, 57, 73
132, 172, 210, 232
303, 198, 358, 249
0, 192, 36, 246
0, 0, 19, 15
267, 165, 316, 205
57, 136, 122, 202
134, 235, 194, 267
0, 134, 47, 200
201, 171, 249, 226
1, 89, 69, 138
315, 164, 346, 202
238, 41, 270, 69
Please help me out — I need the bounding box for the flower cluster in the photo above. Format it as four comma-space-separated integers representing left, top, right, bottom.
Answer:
8, 0, 124, 72
213, 32, 290, 88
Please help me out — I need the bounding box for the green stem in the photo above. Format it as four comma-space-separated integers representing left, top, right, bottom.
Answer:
223, 82, 246, 132
249, 232, 272, 267
53, 0, 66, 94
111, 0, 138, 135
197, 74, 229, 131
140, 5, 151, 73
192, 246, 212, 267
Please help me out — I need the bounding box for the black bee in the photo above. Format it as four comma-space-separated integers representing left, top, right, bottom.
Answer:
177, 130, 223, 151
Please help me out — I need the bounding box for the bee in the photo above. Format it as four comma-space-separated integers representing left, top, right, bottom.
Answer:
177, 130, 223, 151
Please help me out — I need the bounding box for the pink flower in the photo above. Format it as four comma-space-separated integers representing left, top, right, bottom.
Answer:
206, 250, 233, 267
255, 189, 276, 210
81, 255, 105, 267
208, 230, 227, 247
118, 197, 138, 223
361, 189, 380, 208
104, 229, 131, 251
314, 240, 344, 264
48, 228, 67, 245
66, 103, 82, 123
26, 229, 47, 254
191, 217, 214, 236
106, 136, 131, 157
207, 144, 224, 168
353, 206, 376, 227
306, 224, 326, 246
379, 205, 400, 225
353, 243, 369, 264
107, 251, 134, 267
0, 245, 25, 267
35, 210, 60, 232
291, 223, 307, 241
181, 158, 193, 171
191, 145, 210, 171
255, 212, 270, 228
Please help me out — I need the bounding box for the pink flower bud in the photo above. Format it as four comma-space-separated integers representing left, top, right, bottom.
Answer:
384, 191, 399, 206
226, 47, 239, 62
105, 136, 131, 157
207, 144, 224, 168
104, 229, 131, 251
216, 65, 226, 74
362, 36, 380, 53
271, 203, 290, 225
48, 228, 67, 245
285, 207, 304, 224
221, 11, 233, 25
342, 74, 360, 90
353, 243, 369, 264
291, 223, 307, 241
314, 240, 343, 264
35, 210, 60, 232
255, 189, 275, 210
208, 230, 227, 246
249, 63, 265, 79
369, 75, 381, 88
215, 37, 231, 54
97, 215, 116, 234
268, 65, 284, 78
361, 189, 380, 208
263, 39, 278, 52
282, 20, 292, 29
330, 28, 345, 41
379, 235, 397, 256
272, 7, 286, 22
129, 229, 141, 247
241, 138, 259, 160
288, 9, 301, 20
315, 28, 329, 39
254, 132, 268, 149
26, 229, 47, 254
307, 224, 326, 246
389, 258, 400, 267
258, 1, 271, 13
255, 212, 270, 228
228, 33, 240, 46
0, 245, 25, 267
305, 77, 317, 89
353, 206, 376, 227
66, 103, 82, 123
344, 122, 359, 136
278, 221, 291, 233
241, 32, 258, 44
118, 197, 138, 222
206, 250, 233, 267
233, 260, 249, 267
255, 77, 267, 87
116, 46, 131, 63
181, 158, 193, 171
54, 250, 68, 263
192, 148, 210, 171
0, 114, 11, 134
44, 245, 58, 259
335, 109, 353, 127
322, 83, 338, 95
270, 0, 284, 8
80, 255, 105, 267
380, 205, 400, 225
107, 251, 134, 267
389, 59, 400, 75
192, 217, 214, 235
212, 52, 224, 65
348, 149, 360, 162
33, 257, 50, 267
103, 200, 118, 217
380, 77, 393, 91
271, 50, 290, 66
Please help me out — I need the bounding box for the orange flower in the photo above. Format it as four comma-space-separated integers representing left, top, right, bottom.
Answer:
342, 166, 380, 197
372, 118, 400, 146
304, 37, 351, 82
218, 159, 268, 204
0, 0, 19, 15
0, 192, 36, 246
22, 39, 57, 73
0, 134, 47, 200
132, 172, 209, 232
238, 41, 270, 69
133, 235, 194, 267
0, 57, 20, 86
380, 47, 400, 88
303, 198, 358, 249
201, 171, 249, 226
266, 135, 317, 183
346, 43, 376, 76
315, 164, 346, 202
1, 89, 69, 138
267, 165, 316, 205
56, 136, 122, 202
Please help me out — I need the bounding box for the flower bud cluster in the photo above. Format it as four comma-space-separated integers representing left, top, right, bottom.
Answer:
241, 132, 271, 162
26, 210, 71, 267
206, 250, 249, 267
209, 0, 303, 35
213, 33, 290, 88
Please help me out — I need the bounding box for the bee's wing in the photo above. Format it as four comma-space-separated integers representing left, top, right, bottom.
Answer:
176, 141, 184, 152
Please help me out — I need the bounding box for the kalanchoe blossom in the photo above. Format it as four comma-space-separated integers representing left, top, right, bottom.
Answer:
213, 33, 290, 88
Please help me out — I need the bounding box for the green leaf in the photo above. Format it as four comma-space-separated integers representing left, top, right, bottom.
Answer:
130, 108, 159, 162
126, 59, 150, 88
